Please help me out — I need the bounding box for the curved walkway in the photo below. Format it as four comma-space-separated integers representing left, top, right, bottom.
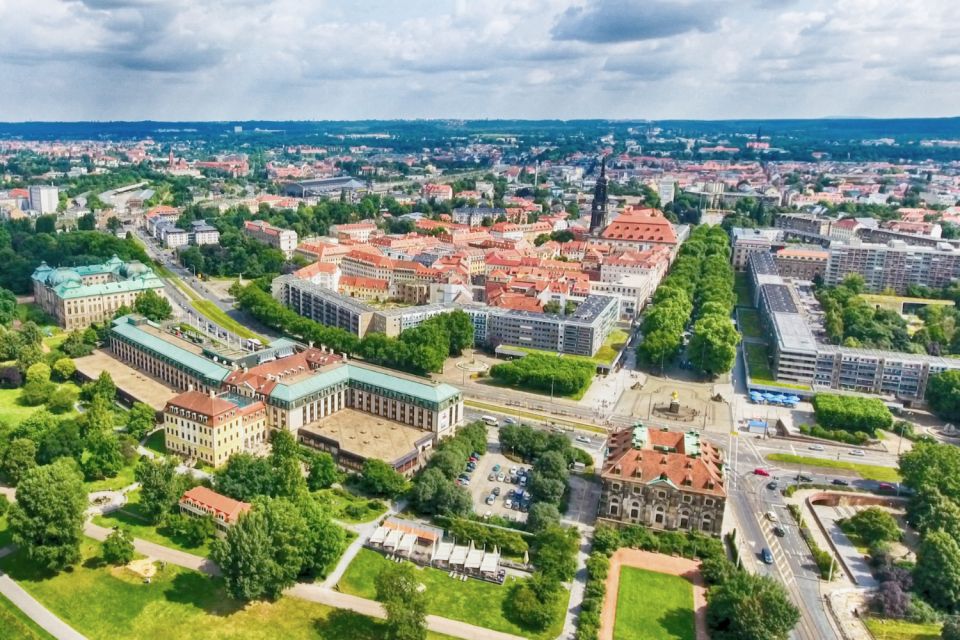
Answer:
0, 545, 87, 640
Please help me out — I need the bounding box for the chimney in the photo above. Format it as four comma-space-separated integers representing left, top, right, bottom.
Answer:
209, 389, 216, 399
188, 383, 194, 392
342, 352, 348, 361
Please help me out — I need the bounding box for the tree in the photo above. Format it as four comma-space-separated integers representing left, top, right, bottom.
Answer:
900, 442, 960, 502
298, 495, 347, 577
20, 379, 55, 406
78, 394, 115, 436
410, 468, 471, 517
426, 448, 463, 481
706, 572, 800, 640
81, 371, 116, 403
1, 438, 37, 485
533, 450, 568, 482
270, 429, 307, 498
215, 453, 275, 501
37, 419, 83, 465
9, 458, 87, 571
843, 507, 900, 546
133, 290, 173, 322
533, 526, 578, 582
688, 314, 740, 375
915, 530, 960, 613
136, 457, 185, 524
527, 503, 561, 533
307, 451, 339, 490
106, 216, 122, 233
361, 459, 407, 498
78, 213, 97, 230
126, 402, 156, 441
510, 572, 562, 630
212, 509, 281, 601
25, 362, 51, 386
35, 215, 57, 234
927, 370, 960, 422
82, 429, 124, 480
102, 528, 135, 565
943, 616, 960, 640
375, 561, 428, 640
52, 357, 76, 382
47, 384, 78, 413
528, 472, 565, 505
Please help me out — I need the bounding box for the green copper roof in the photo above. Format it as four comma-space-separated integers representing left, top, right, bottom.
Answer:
270, 365, 350, 403
111, 316, 231, 385
57, 275, 163, 299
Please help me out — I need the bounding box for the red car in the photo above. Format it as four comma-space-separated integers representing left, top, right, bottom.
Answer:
878, 482, 896, 492
754, 468, 770, 477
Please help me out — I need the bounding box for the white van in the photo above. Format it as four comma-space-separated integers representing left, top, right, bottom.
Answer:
482, 415, 498, 426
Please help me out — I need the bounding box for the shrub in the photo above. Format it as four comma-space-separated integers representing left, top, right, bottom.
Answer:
812, 394, 892, 436
490, 353, 595, 397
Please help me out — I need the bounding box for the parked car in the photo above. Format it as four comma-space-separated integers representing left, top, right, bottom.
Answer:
511, 475, 519, 484
878, 482, 896, 492
466, 462, 476, 471
492, 464, 501, 473
808, 444, 825, 451
512, 500, 521, 511
497, 474, 505, 482
796, 474, 813, 483
503, 418, 517, 425
517, 468, 527, 477
773, 525, 786, 537
766, 510, 779, 522
520, 476, 528, 486
472, 452, 482, 459
849, 449, 866, 457
767, 481, 778, 490
485, 494, 496, 505
754, 468, 770, 476
761, 548, 774, 564
488, 473, 496, 482
576, 435, 590, 443
492, 487, 501, 496
831, 478, 849, 486
509, 466, 518, 475
504, 499, 513, 509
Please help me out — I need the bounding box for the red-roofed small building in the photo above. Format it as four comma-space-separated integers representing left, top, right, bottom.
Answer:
179, 486, 252, 532
293, 261, 341, 290
597, 207, 678, 251
421, 183, 453, 202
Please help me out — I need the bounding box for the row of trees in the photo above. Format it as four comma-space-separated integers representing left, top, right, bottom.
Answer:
489, 353, 595, 397
811, 393, 893, 437
637, 225, 739, 375
410, 421, 486, 517
234, 283, 474, 374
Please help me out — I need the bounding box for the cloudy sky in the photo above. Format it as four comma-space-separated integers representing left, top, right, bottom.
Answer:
1, 0, 957, 121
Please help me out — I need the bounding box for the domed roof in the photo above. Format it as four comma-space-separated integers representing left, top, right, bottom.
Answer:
106, 254, 123, 267
48, 268, 82, 287
120, 261, 149, 278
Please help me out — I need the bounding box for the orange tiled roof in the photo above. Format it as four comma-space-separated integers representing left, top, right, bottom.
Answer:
180, 486, 251, 524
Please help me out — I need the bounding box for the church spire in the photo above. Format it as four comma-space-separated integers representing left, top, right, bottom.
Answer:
589, 156, 609, 234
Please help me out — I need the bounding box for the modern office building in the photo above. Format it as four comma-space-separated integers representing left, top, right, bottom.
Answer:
730, 227, 785, 270
273, 274, 375, 336
824, 238, 960, 293
28, 185, 58, 215
746, 252, 960, 401
598, 424, 726, 536
32, 256, 166, 330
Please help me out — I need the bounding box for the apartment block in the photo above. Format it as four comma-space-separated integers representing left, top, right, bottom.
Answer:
244, 220, 298, 258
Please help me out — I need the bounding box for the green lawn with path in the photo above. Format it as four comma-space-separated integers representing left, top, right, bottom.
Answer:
142, 430, 167, 457
864, 617, 940, 640
0, 388, 50, 426
766, 453, 901, 482
0, 591, 53, 640
339, 548, 565, 640
612, 566, 695, 640
190, 300, 265, 342
0, 540, 454, 640
83, 459, 138, 493
92, 490, 213, 557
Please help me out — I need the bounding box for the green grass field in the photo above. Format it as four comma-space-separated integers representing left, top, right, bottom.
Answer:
0, 540, 453, 640
612, 567, 695, 640
0, 388, 49, 426
735, 272, 752, 308
339, 548, 565, 640
864, 617, 940, 640
142, 430, 167, 457
92, 490, 213, 557
0, 592, 53, 640
766, 453, 901, 482
738, 308, 764, 340
313, 489, 387, 524
83, 460, 138, 493
190, 300, 265, 342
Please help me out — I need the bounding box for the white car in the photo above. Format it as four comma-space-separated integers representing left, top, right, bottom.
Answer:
765, 510, 779, 522
504, 499, 513, 509
849, 449, 866, 457
808, 444, 825, 452
509, 466, 518, 475
576, 435, 591, 443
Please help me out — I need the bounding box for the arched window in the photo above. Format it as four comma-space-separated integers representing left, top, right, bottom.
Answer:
630, 505, 640, 520
702, 513, 713, 532
609, 499, 620, 517
678, 510, 690, 530
654, 505, 665, 525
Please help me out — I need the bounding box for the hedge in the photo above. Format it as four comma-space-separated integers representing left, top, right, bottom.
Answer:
812, 394, 893, 436
490, 353, 595, 396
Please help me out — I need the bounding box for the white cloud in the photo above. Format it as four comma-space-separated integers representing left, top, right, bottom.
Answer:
0, 0, 956, 120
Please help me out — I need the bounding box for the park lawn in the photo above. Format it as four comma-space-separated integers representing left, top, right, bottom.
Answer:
595, 329, 629, 365
744, 342, 774, 379
339, 548, 565, 640
313, 489, 387, 524
143, 429, 167, 456
0, 540, 452, 640
864, 617, 940, 640
613, 567, 695, 640
766, 453, 902, 482
92, 490, 213, 557
0, 591, 54, 640
734, 272, 752, 307
0, 387, 47, 426
83, 460, 138, 493
738, 308, 764, 341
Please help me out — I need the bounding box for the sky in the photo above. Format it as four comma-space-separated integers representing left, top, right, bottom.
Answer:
1, 0, 958, 121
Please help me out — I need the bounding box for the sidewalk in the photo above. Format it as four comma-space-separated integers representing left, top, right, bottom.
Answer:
0, 571, 87, 640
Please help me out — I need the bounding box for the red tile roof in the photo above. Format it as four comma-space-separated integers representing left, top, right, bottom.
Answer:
602, 428, 725, 497
600, 208, 677, 245
180, 486, 251, 524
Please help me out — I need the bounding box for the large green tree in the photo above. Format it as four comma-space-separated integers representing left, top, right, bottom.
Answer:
915, 530, 960, 613
9, 458, 87, 571
133, 290, 173, 322
135, 457, 186, 524
927, 370, 960, 422
375, 561, 428, 640
212, 509, 279, 601
102, 528, 135, 565
269, 429, 306, 498
361, 459, 407, 498
1, 437, 37, 485
706, 572, 800, 640
82, 429, 124, 481
126, 402, 157, 441
688, 314, 740, 375
307, 451, 339, 491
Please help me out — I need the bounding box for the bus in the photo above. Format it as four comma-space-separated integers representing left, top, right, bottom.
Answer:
481, 415, 498, 427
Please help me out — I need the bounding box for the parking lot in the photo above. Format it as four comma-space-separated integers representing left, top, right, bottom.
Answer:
462, 428, 531, 523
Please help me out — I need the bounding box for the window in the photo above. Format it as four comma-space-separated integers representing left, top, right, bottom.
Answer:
682, 495, 692, 504
657, 490, 666, 499
702, 514, 713, 531
610, 482, 621, 492
609, 502, 619, 517
630, 506, 640, 520
704, 499, 714, 507
654, 506, 665, 525
679, 511, 690, 529
632, 485, 643, 495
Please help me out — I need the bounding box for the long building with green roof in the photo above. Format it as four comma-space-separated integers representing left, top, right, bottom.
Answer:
108, 315, 464, 474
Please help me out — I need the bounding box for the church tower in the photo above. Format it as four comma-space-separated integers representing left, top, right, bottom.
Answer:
589, 156, 609, 234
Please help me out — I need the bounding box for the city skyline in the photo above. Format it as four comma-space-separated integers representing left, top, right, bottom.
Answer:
1, 0, 958, 122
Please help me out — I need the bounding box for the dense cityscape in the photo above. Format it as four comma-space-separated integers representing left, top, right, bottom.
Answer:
1, 2, 960, 640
